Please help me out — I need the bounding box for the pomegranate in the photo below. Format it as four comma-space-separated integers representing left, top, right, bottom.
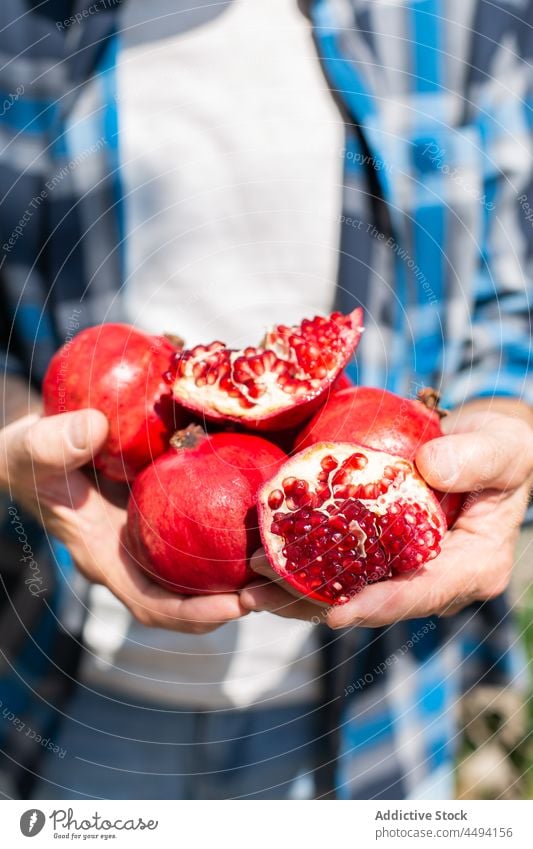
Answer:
126, 426, 287, 594
170, 309, 363, 431
258, 442, 447, 605
297, 386, 464, 527
332, 370, 353, 392
43, 323, 186, 482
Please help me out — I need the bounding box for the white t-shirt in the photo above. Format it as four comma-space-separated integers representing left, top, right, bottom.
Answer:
79, 0, 344, 708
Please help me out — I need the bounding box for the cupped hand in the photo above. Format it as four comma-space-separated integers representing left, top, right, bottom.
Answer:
0, 411, 249, 633
239, 410, 533, 629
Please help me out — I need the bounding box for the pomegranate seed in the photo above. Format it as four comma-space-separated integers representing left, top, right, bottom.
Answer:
328, 515, 348, 532
320, 455, 339, 472
331, 469, 349, 487
345, 452, 368, 469
281, 382, 297, 395
247, 383, 266, 399
261, 350, 277, 369
282, 477, 298, 494
268, 490, 284, 510
292, 479, 309, 495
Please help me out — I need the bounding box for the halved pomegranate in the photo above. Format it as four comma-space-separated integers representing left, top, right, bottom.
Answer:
258, 442, 447, 605
297, 386, 465, 527
170, 309, 363, 431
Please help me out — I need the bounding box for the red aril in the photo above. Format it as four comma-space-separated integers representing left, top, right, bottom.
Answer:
126, 426, 287, 594
170, 309, 363, 431
258, 441, 447, 605
43, 323, 186, 482
297, 386, 464, 527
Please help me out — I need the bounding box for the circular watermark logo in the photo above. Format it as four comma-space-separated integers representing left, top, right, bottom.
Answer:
20, 810, 46, 837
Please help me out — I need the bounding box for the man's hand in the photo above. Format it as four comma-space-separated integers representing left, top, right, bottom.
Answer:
0, 411, 249, 633
240, 409, 533, 629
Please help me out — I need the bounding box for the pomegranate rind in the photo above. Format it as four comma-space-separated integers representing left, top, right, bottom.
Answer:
296, 386, 442, 456
170, 308, 363, 431
43, 323, 184, 482
126, 432, 287, 595
258, 441, 447, 606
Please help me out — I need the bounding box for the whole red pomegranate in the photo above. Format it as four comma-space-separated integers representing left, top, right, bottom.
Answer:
127, 426, 287, 594
297, 386, 464, 527
258, 441, 447, 605
43, 323, 186, 482
170, 309, 363, 431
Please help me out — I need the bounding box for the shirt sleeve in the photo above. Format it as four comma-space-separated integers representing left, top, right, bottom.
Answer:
442, 15, 533, 408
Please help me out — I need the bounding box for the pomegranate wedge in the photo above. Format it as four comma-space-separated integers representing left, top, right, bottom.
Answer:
258, 441, 447, 605
170, 309, 363, 431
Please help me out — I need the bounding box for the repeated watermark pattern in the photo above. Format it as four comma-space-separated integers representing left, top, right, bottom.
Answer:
7, 506, 47, 597
0, 84, 25, 118
56, 0, 121, 31
343, 620, 437, 695
339, 215, 439, 305
517, 193, 533, 227
0, 697, 67, 759
421, 141, 495, 211
52, 309, 83, 412
340, 147, 393, 175
2, 136, 106, 255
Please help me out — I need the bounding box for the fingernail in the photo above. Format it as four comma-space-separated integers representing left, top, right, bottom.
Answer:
66, 413, 89, 450
432, 440, 459, 486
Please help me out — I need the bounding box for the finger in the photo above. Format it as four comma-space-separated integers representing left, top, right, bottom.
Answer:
242, 551, 330, 618
4, 410, 109, 480
248, 549, 328, 606
115, 552, 249, 631
175, 592, 251, 627
416, 414, 533, 492
240, 579, 328, 620
249, 550, 287, 582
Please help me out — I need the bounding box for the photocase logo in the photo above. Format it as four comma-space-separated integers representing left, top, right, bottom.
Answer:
20, 810, 46, 837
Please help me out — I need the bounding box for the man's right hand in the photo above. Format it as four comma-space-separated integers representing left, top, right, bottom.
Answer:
0, 410, 249, 633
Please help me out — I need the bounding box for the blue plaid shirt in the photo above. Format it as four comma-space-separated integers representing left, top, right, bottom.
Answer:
0, 0, 531, 798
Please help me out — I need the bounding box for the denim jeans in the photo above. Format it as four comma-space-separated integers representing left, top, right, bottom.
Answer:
33, 686, 320, 800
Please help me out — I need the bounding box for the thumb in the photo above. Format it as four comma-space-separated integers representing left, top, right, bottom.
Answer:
416, 415, 533, 492
5, 409, 109, 479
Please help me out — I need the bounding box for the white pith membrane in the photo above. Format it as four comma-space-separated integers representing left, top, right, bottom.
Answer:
258, 442, 447, 605
171, 311, 362, 420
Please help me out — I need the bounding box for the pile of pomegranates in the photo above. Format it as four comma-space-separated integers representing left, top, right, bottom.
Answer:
43, 311, 462, 605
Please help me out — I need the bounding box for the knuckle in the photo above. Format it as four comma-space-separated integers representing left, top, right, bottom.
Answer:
22, 425, 38, 464
513, 419, 533, 445
187, 621, 219, 635
440, 591, 475, 615
131, 606, 154, 628
479, 575, 510, 601
481, 432, 506, 482
476, 561, 511, 601
327, 610, 361, 630
23, 423, 51, 469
